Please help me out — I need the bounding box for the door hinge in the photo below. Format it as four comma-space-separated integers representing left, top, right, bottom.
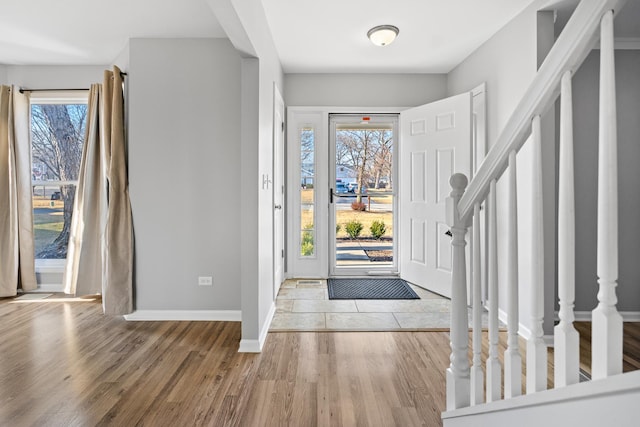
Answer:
281, 249, 285, 258
281, 121, 285, 132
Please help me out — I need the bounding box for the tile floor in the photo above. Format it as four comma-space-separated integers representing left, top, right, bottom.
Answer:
270, 278, 487, 332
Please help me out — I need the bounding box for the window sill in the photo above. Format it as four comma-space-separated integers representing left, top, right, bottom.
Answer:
35, 259, 66, 274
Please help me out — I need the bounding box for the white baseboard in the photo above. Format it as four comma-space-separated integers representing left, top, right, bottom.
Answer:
239, 301, 276, 353
494, 307, 640, 349
573, 311, 640, 322
573, 311, 590, 322
498, 308, 533, 340
124, 310, 242, 322
34, 284, 64, 292
238, 339, 261, 352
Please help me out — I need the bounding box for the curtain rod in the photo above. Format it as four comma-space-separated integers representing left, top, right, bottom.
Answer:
19, 88, 89, 93
18, 72, 127, 94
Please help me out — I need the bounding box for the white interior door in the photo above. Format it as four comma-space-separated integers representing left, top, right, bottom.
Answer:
273, 86, 285, 298
399, 92, 471, 297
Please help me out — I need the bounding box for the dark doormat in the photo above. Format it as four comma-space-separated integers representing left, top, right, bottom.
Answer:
328, 278, 419, 300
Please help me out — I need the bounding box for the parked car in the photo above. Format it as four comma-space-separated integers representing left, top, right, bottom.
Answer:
335, 182, 348, 194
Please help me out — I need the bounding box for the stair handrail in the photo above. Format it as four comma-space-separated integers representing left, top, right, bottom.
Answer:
456, 0, 627, 224
445, 0, 629, 413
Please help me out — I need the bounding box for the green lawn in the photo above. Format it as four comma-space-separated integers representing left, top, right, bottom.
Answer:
33, 211, 63, 253
300, 189, 394, 239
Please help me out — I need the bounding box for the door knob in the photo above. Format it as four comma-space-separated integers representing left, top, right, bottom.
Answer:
275, 204, 282, 210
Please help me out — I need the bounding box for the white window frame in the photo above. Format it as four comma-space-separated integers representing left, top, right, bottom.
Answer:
29, 91, 89, 279
286, 109, 327, 278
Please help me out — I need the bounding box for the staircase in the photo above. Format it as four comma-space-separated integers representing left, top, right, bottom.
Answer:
441, 0, 640, 425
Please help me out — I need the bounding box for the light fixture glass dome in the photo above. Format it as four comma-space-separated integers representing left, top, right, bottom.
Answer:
367, 25, 399, 46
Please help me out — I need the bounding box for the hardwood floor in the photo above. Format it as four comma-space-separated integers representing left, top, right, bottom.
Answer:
0, 296, 449, 426
1, 295, 638, 426
574, 321, 640, 374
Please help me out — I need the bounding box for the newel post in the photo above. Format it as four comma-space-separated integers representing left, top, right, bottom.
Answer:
446, 173, 470, 410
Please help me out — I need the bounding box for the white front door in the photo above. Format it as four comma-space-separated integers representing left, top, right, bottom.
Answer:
273, 86, 285, 298
399, 92, 471, 297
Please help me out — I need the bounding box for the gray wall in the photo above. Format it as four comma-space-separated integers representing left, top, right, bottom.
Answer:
4, 65, 105, 88
285, 73, 447, 107
128, 38, 242, 311
447, 0, 557, 336
113, 44, 130, 72
573, 49, 640, 313
447, 3, 541, 146
0, 65, 7, 84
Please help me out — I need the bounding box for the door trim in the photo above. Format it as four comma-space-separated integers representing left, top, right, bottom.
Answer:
328, 113, 399, 277
286, 107, 403, 279
272, 83, 285, 299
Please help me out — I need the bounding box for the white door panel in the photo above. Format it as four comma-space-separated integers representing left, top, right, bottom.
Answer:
400, 92, 471, 297
273, 86, 285, 298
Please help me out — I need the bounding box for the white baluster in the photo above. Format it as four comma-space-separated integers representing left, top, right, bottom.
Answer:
504, 150, 522, 398
486, 179, 501, 402
446, 173, 470, 410
471, 202, 484, 405
527, 116, 547, 394
593, 9, 623, 380
555, 70, 580, 387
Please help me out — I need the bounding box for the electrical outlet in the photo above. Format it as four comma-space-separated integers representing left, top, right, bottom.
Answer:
198, 276, 213, 286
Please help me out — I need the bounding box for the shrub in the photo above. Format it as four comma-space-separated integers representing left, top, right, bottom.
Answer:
301, 240, 314, 256
345, 220, 363, 239
301, 224, 314, 256
336, 224, 341, 234
370, 220, 386, 239
351, 201, 366, 211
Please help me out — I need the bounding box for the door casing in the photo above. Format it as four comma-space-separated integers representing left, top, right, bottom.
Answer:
273, 84, 285, 298
284, 104, 474, 284
328, 113, 399, 277
286, 107, 400, 279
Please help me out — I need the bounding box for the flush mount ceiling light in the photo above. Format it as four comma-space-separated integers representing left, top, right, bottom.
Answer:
367, 25, 399, 46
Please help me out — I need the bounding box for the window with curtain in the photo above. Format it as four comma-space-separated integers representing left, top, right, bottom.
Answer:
30, 93, 88, 264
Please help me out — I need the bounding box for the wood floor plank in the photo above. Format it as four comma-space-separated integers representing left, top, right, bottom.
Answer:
1, 295, 638, 427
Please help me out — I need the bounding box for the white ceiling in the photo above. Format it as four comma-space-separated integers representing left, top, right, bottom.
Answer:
262, 0, 538, 73
3, 0, 635, 73
0, 0, 226, 65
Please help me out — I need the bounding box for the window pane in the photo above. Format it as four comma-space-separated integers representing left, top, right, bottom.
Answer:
31, 103, 87, 260
334, 124, 395, 268
300, 127, 315, 257
32, 184, 77, 259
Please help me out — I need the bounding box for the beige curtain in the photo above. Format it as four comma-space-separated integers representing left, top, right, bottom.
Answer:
0, 86, 37, 297
102, 68, 133, 315
63, 84, 107, 298
63, 66, 133, 315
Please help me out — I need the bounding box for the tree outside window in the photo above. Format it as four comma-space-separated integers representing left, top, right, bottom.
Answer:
336, 128, 393, 203
31, 103, 87, 259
